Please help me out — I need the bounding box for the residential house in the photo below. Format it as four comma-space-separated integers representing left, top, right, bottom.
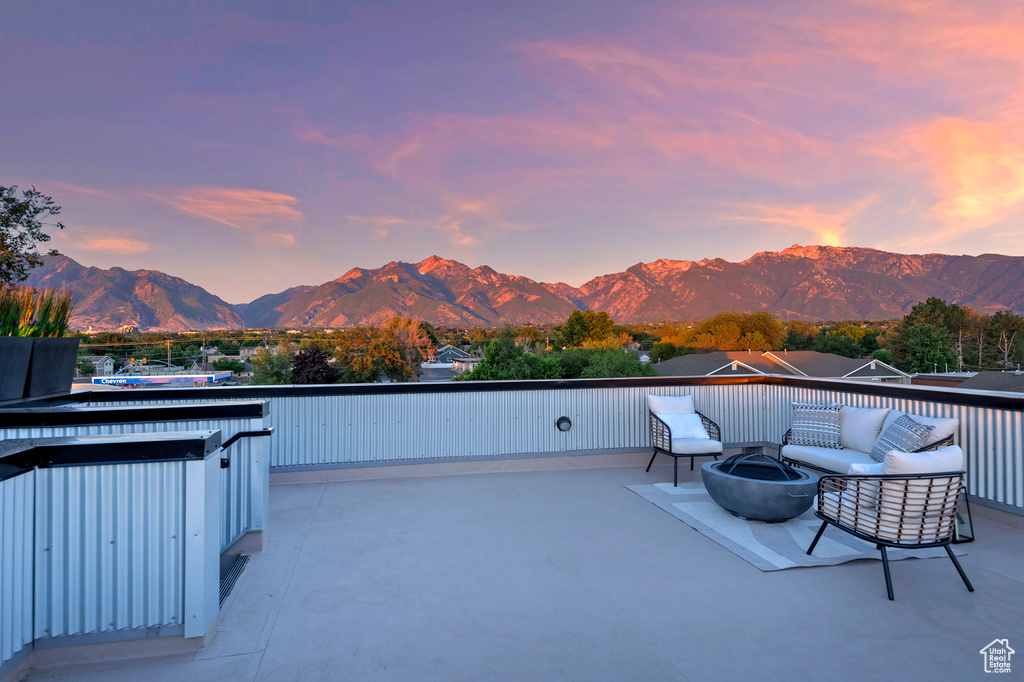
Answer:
452, 357, 483, 375
955, 371, 1024, 394
430, 344, 470, 364
655, 350, 910, 383
85, 355, 116, 376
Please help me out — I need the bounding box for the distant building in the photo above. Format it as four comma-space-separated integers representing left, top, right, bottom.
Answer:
84, 355, 116, 376
452, 357, 483, 375
655, 350, 910, 384
430, 344, 470, 364
419, 366, 457, 382
954, 371, 1024, 394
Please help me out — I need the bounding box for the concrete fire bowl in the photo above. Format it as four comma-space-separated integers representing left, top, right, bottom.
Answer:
701, 456, 819, 523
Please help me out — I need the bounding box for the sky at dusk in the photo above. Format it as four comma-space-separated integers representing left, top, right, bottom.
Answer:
4, 1, 1024, 303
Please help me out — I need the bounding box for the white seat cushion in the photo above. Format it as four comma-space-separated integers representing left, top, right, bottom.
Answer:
658, 413, 709, 440
647, 394, 695, 415
848, 462, 883, 475
839, 406, 890, 453
670, 438, 724, 455
781, 444, 875, 473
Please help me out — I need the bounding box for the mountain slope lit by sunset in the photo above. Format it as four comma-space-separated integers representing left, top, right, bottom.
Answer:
3, 1, 1023, 303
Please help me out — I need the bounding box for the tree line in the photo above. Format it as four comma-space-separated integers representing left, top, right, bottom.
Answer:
649, 300, 1023, 373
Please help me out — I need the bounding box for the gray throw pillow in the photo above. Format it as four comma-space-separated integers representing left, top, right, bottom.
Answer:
790, 402, 842, 449
870, 414, 935, 462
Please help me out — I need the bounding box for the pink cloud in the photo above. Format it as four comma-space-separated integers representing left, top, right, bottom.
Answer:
717, 195, 878, 247
158, 186, 303, 229
345, 215, 414, 225
76, 234, 153, 255
255, 232, 296, 247
881, 117, 1024, 244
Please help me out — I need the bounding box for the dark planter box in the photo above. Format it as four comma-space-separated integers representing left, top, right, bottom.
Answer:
0, 337, 34, 402
25, 337, 80, 399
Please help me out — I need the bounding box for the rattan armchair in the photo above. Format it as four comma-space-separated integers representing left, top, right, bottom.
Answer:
647, 410, 723, 486
806, 471, 974, 600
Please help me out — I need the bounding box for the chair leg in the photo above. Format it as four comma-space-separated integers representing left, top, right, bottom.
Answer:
954, 492, 975, 544
879, 545, 895, 600
673, 457, 678, 487
945, 545, 975, 592
645, 451, 657, 473
690, 456, 695, 471
806, 521, 828, 555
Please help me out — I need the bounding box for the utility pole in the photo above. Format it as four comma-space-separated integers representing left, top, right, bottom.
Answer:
167, 340, 171, 370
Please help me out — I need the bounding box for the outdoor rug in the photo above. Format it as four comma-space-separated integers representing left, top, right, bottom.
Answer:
626, 482, 965, 572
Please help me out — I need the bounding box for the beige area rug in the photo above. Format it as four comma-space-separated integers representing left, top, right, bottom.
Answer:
626, 482, 964, 572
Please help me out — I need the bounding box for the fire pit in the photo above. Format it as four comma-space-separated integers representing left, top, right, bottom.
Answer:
701, 453, 819, 523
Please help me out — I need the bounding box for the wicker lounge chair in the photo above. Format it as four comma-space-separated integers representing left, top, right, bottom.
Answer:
806, 470, 974, 600
645, 394, 723, 486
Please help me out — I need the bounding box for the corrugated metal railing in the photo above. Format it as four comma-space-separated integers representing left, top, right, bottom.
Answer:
33, 462, 187, 639
79, 377, 1023, 511
0, 414, 271, 554
0, 472, 33, 669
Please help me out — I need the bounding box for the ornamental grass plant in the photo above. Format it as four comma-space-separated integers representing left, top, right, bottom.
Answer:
0, 284, 75, 337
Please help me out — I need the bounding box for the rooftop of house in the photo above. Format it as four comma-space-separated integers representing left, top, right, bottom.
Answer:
956, 371, 1024, 394
23, 459, 1024, 681
655, 350, 905, 379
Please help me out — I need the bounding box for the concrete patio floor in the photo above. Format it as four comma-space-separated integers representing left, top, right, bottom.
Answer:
23, 461, 1024, 681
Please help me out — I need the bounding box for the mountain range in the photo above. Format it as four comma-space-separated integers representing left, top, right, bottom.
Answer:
22, 245, 1024, 332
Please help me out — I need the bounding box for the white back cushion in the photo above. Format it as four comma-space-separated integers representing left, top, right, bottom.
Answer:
881, 445, 964, 475
647, 394, 695, 415
659, 413, 709, 439
839, 406, 890, 453
878, 410, 958, 446
877, 445, 964, 542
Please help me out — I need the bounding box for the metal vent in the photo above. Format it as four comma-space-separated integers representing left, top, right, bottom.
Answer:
220, 554, 249, 606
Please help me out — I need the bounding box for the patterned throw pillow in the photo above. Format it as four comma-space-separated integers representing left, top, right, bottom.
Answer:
870, 414, 935, 463
790, 402, 842, 449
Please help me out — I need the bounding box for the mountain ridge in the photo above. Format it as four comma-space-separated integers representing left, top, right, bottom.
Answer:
22, 246, 1024, 331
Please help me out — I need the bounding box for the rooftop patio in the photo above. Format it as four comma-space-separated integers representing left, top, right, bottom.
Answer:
22, 457, 1024, 681
2, 375, 1022, 681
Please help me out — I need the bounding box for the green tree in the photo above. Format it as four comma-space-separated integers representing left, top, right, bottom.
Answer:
870, 348, 894, 364
333, 325, 420, 382
217, 341, 241, 356
689, 311, 785, 351
561, 310, 615, 347
579, 349, 657, 378
212, 358, 245, 373
76, 354, 96, 375
650, 341, 683, 363
455, 327, 533, 380
815, 334, 862, 358
250, 343, 292, 385
989, 311, 1024, 368
0, 186, 64, 283
897, 324, 957, 373
524, 352, 562, 379
860, 329, 880, 355
290, 345, 339, 384
556, 347, 593, 379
